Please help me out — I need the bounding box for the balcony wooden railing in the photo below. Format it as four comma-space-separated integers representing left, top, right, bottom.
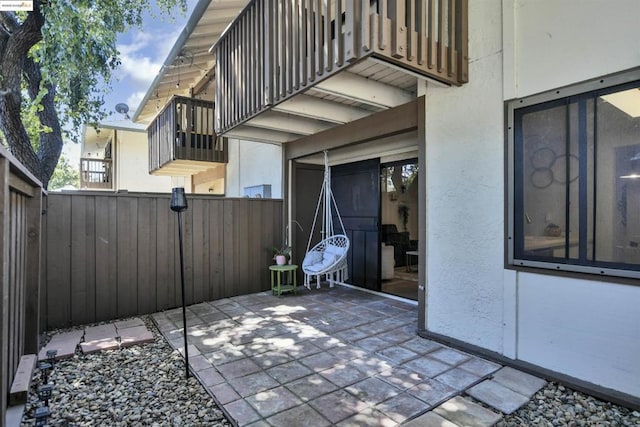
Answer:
80, 158, 112, 190
148, 96, 227, 174
213, 0, 468, 135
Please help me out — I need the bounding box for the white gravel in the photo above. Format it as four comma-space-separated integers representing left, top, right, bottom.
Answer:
20, 316, 230, 426
497, 382, 640, 427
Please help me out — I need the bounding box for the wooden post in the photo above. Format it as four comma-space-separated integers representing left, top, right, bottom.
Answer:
0, 157, 10, 425
23, 187, 42, 354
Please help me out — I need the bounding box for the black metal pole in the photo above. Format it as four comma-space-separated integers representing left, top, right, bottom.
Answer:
177, 210, 190, 379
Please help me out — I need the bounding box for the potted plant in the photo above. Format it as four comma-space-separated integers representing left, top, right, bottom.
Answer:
272, 245, 291, 265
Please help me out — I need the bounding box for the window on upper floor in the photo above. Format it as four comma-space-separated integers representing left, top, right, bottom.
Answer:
507, 69, 640, 279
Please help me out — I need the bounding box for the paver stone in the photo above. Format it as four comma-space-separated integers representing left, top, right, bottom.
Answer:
433, 396, 502, 427
467, 379, 531, 414
492, 366, 546, 398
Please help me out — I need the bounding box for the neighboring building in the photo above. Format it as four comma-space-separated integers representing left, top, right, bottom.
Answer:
132, 0, 282, 199
80, 120, 173, 192
134, 0, 639, 405
80, 111, 282, 196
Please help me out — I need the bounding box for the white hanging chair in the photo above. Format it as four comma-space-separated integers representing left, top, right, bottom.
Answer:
302, 151, 350, 289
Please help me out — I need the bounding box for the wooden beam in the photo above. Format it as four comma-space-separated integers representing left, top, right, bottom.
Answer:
314, 71, 413, 108
248, 111, 334, 135
272, 94, 370, 124
9, 174, 37, 198
285, 98, 419, 160
222, 125, 299, 144
192, 165, 226, 187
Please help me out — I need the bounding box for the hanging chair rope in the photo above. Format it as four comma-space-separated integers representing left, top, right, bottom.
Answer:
302, 151, 350, 289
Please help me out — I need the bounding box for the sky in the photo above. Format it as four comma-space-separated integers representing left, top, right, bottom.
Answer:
63, 0, 200, 161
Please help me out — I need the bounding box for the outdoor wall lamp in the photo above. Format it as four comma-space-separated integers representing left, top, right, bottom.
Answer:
170, 186, 190, 379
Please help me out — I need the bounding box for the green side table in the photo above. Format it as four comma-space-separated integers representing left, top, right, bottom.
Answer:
269, 264, 298, 296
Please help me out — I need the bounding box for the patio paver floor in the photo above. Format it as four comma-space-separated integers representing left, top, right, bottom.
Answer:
153, 286, 545, 426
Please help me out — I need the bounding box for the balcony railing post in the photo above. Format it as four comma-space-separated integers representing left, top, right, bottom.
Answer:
390, 0, 406, 59
211, 0, 468, 134
457, 0, 469, 83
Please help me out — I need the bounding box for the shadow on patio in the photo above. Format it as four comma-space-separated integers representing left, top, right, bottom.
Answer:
153, 286, 513, 426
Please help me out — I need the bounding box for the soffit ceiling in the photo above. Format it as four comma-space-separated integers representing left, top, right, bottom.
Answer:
134, 0, 249, 124
135, 0, 445, 149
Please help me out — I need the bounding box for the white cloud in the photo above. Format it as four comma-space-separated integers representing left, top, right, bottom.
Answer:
126, 91, 146, 111
116, 26, 182, 88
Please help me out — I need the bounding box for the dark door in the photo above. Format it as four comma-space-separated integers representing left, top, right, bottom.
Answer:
331, 159, 380, 291
293, 162, 324, 272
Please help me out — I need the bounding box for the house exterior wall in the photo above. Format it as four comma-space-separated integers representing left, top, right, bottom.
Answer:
423, 0, 640, 397
115, 130, 173, 192
423, 0, 505, 352
226, 138, 282, 198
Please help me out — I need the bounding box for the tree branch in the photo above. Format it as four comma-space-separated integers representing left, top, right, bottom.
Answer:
24, 56, 62, 187
0, 11, 19, 32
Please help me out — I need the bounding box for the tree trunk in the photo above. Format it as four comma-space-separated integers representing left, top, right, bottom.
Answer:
0, 6, 54, 187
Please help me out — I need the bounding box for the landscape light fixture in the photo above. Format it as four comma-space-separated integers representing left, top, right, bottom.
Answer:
170, 186, 190, 379
38, 384, 53, 407
34, 406, 51, 427
39, 361, 52, 384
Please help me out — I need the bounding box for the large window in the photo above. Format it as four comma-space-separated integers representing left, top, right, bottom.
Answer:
507, 70, 640, 279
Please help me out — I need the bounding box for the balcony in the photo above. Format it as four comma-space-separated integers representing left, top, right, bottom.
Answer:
147, 96, 228, 176
80, 158, 113, 190
213, 0, 468, 140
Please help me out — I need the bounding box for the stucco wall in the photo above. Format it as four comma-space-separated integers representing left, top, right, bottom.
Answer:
116, 130, 173, 192
502, 0, 640, 397
424, 0, 505, 352
424, 0, 640, 397
226, 139, 283, 198
504, 0, 640, 100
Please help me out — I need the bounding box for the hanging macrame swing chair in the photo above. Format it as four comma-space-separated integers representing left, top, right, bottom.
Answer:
302, 151, 350, 289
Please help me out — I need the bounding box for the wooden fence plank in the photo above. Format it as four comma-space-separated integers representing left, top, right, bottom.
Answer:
182, 203, 194, 305
223, 199, 236, 297
46, 195, 71, 328
209, 200, 224, 301
94, 195, 118, 322
24, 189, 42, 353
70, 195, 94, 325
136, 197, 157, 315
191, 198, 207, 303
155, 197, 176, 311
116, 197, 138, 318
0, 158, 9, 423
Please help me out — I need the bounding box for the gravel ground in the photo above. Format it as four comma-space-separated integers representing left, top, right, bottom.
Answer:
497, 382, 640, 427
20, 316, 230, 427
19, 316, 640, 426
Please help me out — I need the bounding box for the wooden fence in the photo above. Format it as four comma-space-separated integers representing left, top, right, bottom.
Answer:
43, 192, 283, 330
0, 146, 43, 425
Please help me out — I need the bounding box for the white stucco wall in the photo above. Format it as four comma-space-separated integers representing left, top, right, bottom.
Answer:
516, 273, 640, 397
424, 0, 505, 352
424, 0, 640, 397
504, 0, 640, 100
502, 0, 640, 397
116, 130, 173, 192
225, 139, 283, 198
